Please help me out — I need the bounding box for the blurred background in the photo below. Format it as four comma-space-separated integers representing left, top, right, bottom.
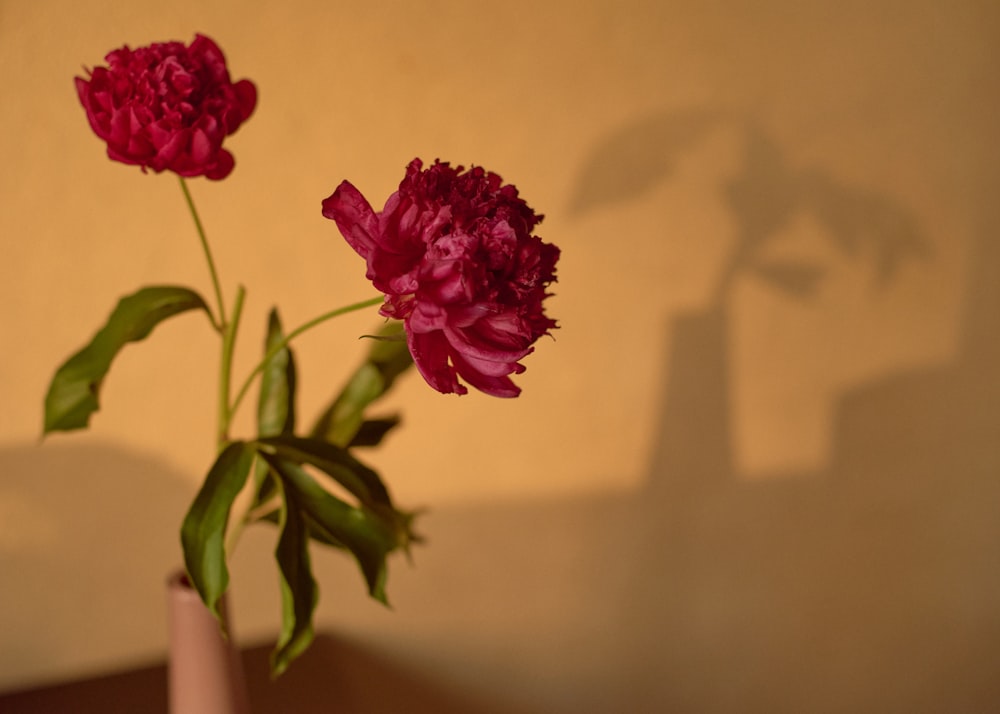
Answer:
1, 1, 998, 711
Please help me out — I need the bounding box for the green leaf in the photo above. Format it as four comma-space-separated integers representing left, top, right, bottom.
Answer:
253, 309, 297, 506
311, 320, 413, 447
256, 435, 421, 558
257, 435, 394, 510
270, 479, 317, 678
258, 504, 349, 550
181, 441, 256, 621
43, 286, 211, 434
349, 415, 402, 448
261, 454, 398, 604
257, 308, 297, 437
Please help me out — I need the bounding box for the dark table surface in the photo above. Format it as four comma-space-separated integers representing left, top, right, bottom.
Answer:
0, 633, 535, 714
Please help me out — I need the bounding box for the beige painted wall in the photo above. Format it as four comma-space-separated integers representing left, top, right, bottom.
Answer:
2, 1, 998, 711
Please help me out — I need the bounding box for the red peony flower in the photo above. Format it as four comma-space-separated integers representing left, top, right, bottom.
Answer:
75, 34, 257, 180
323, 159, 560, 397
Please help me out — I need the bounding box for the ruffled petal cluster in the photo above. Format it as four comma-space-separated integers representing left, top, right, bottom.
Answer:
75, 34, 257, 179
323, 159, 560, 397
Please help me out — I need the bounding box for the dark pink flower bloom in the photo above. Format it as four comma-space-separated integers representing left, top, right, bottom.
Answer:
323, 159, 560, 397
75, 34, 257, 180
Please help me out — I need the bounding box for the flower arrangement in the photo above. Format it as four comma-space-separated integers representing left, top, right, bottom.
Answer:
44, 33, 560, 676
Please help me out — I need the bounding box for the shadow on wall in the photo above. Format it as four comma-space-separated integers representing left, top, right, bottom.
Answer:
0, 444, 193, 682
571, 109, 927, 304
0, 442, 548, 714
574, 110, 1000, 713
616, 240, 1000, 712
2, 110, 998, 713
341, 112, 999, 713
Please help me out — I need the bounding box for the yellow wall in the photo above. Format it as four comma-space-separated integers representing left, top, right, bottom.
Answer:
1, 1, 998, 710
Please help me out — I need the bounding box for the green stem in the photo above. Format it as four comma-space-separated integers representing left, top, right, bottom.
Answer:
229, 295, 384, 419
179, 177, 226, 333
218, 285, 246, 447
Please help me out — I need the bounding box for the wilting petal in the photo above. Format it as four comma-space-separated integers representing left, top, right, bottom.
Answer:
322, 181, 381, 259
451, 351, 522, 398
407, 330, 466, 396
443, 323, 533, 364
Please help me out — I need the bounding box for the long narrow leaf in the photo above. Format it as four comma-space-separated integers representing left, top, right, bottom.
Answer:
257, 507, 351, 551
257, 435, 421, 558
43, 286, 211, 434
348, 416, 402, 448
262, 454, 397, 604
257, 435, 394, 509
257, 308, 297, 437
181, 441, 256, 621
271, 480, 317, 677
253, 309, 297, 506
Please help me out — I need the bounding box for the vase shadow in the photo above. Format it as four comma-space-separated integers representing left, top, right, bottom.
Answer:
600, 206, 1000, 711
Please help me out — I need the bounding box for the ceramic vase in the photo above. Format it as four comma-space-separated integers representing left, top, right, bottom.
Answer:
166, 570, 250, 714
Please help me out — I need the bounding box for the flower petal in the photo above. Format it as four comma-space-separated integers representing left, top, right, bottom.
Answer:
450, 351, 522, 398
322, 181, 380, 260
407, 329, 467, 396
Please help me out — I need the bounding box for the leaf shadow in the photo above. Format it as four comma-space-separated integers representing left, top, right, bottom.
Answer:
570, 111, 929, 306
